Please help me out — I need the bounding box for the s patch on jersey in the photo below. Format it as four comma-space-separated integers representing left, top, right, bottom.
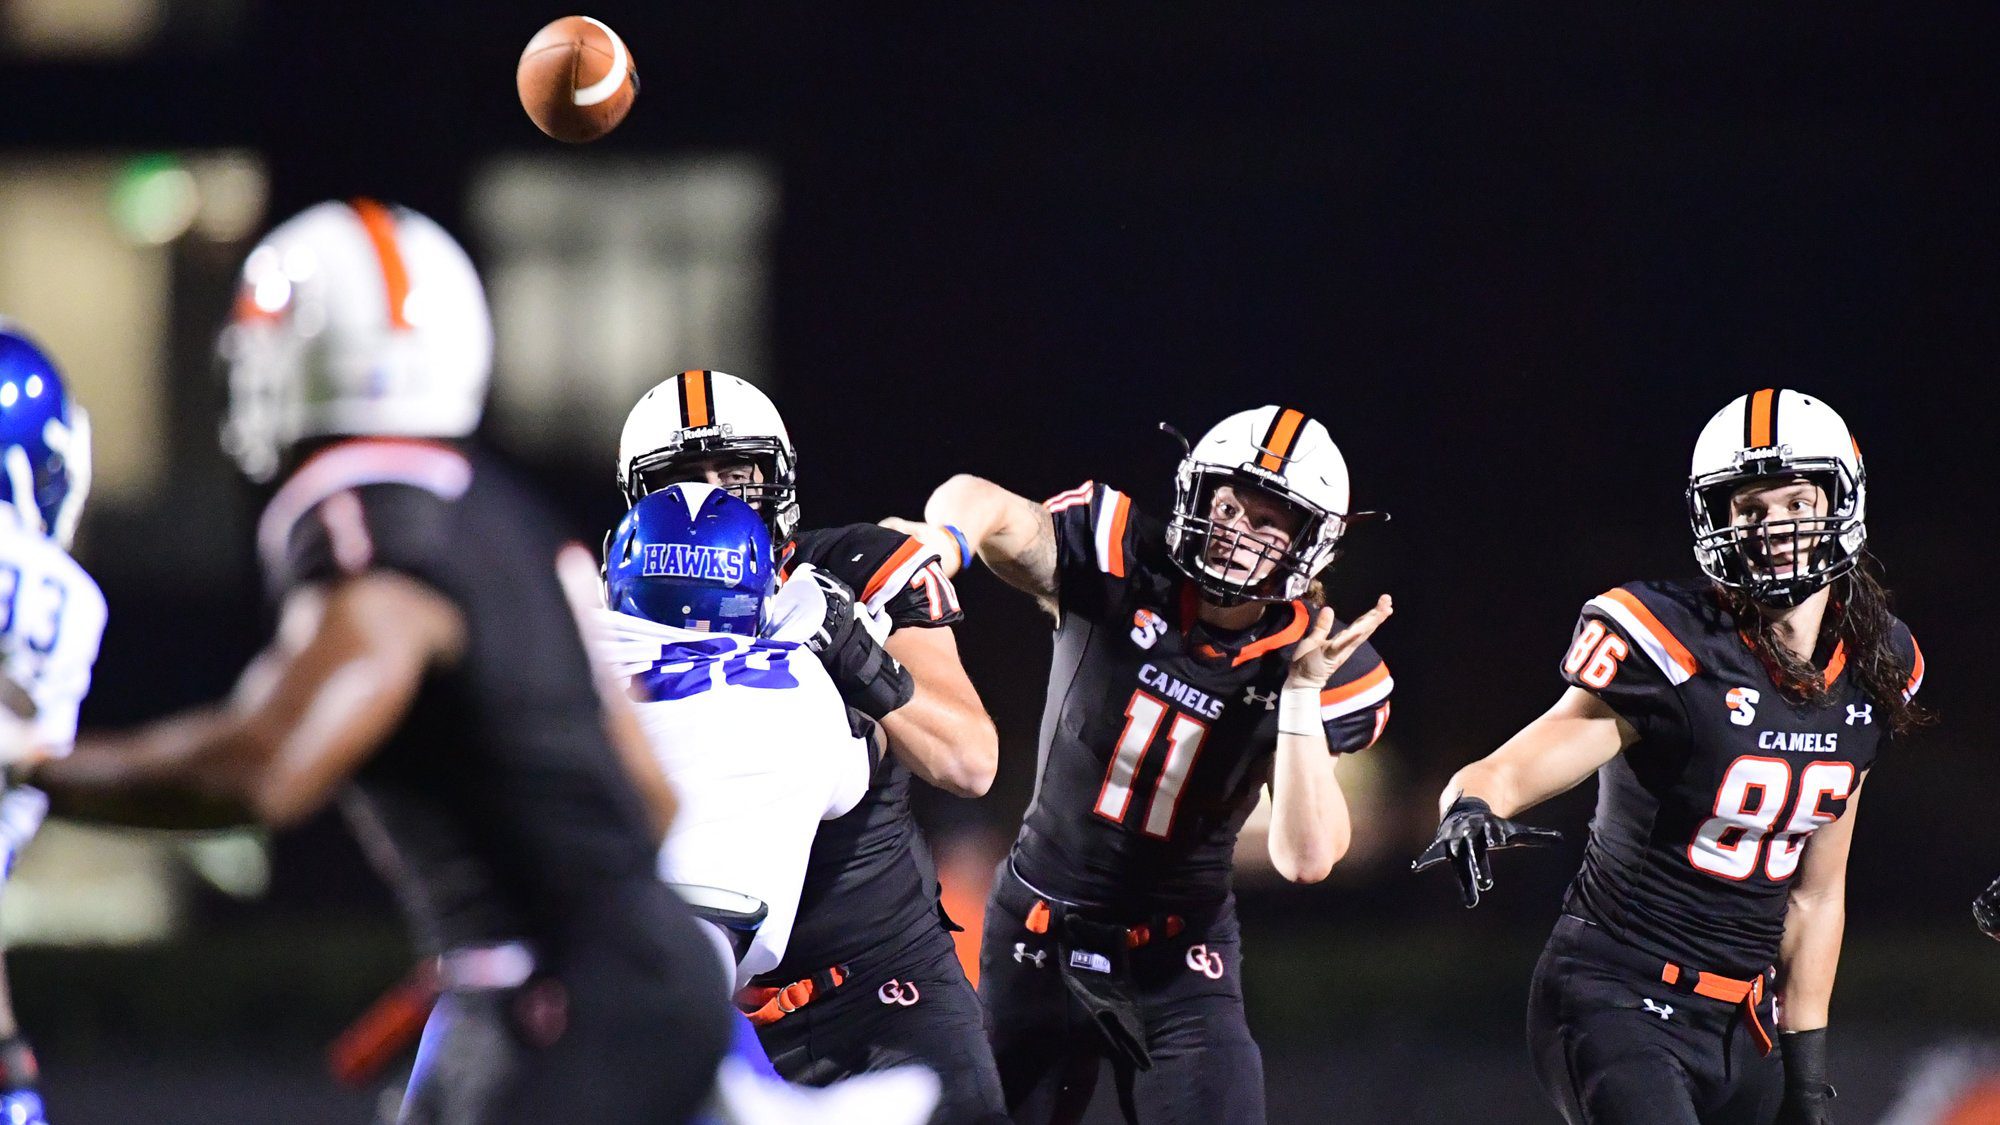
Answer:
642, 542, 745, 583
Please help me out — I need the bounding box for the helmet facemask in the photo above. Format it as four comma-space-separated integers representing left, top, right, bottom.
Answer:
1689, 457, 1865, 609
1165, 465, 1343, 606
623, 434, 799, 543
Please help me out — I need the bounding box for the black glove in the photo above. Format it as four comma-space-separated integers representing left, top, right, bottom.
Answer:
1411, 796, 1563, 908
1776, 1028, 1836, 1125
796, 568, 916, 722
1975, 874, 2000, 941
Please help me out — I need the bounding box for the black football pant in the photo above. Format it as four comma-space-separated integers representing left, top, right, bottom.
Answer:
756, 926, 1008, 1125
1528, 914, 1784, 1125
401, 885, 732, 1125
980, 862, 1266, 1125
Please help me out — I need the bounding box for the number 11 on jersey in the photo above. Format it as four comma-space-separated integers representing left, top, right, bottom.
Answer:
1095, 690, 1210, 838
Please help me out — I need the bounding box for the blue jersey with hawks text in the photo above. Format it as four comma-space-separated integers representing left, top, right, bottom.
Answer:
1011, 482, 1393, 913
1560, 578, 1922, 978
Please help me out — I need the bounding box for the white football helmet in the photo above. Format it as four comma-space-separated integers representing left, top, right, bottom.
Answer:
617, 370, 799, 541
219, 199, 493, 482
1688, 388, 1866, 608
1164, 405, 1375, 604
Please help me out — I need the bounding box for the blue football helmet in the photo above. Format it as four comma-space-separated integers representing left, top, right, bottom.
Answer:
0, 324, 90, 548
605, 483, 775, 635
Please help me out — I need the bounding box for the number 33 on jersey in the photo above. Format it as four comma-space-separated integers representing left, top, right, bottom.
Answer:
0, 523, 107, 759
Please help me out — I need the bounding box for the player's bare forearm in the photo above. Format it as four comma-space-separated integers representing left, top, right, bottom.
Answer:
1441, 688, 1632, 819
1776, 778, 1860, 1031
35, 709, 258, 830
881, 626, 997, 797
1776, 889, 1843, 1031
1266, 725, 1350, 883
923, 475, 1059, 608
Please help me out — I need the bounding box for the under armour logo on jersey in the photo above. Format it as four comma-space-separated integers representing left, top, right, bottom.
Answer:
1184, 944, 1225, 980
1726, 686, 1760, 727
1013, 942, 1047, 969
1131, 608, 1167, 650
876, 979, 921, 1007
1640, 998, 1673, 1021
1846, 703, 1873, 726
1243, 687, 1277, 711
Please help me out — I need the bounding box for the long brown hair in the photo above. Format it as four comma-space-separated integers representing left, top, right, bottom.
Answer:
1722, 552, 1931, 734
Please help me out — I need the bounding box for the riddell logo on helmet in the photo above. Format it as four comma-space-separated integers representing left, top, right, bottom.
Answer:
642, 543, 744, 583
672, 423, 735, 443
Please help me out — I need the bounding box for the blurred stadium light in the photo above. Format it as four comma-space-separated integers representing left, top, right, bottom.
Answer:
468, 155, 778, 462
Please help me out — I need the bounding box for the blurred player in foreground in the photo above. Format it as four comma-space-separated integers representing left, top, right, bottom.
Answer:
583, 482, 937, 1122
617, 372, 1007, 1122
902, 406, 1393, 1124
25, 202, 735, 1123
1419, 390, 1925, 1125
0, 326, 107, 1125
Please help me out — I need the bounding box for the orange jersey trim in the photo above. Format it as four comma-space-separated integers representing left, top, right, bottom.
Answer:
1320, 662, 1391, 705
1232, 600, 1309, 667
1820, 641, 1847, 688
1600, 588, 1699, 677
1103, 490, 1132, 577
861, 537, 926, 605
349, 199, 411, 330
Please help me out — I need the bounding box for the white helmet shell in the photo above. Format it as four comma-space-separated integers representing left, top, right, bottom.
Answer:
1165, 405, 1360, 603
617, 369, 800, 540
220, 200, 492, 482
1687, 388, 1867, 607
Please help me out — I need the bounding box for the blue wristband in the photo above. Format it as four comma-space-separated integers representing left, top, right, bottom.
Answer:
942, 524, 973, 571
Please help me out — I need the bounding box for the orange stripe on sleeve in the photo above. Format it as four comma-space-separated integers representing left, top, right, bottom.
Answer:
861, 537, 925, 604
1104, 491, 1131, 577
1748, 388, 1776, 448
1319, 661, 1391, 705
349, 199, 411, 330
1601, 588, 1699, 677
1905, 637, 1925, 694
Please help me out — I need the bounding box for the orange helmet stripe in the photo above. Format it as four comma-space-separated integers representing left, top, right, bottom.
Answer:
348, 199, 412, 330
679, 369, 713, 428
1256, 408, 1307, 472
1746, 387, 1776, 449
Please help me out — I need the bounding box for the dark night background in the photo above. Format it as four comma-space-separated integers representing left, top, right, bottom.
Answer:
3, 5, 1996, 1122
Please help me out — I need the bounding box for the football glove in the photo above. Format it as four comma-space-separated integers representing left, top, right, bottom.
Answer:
789, 567, 914, 723
1776, 1028, 1836, 1125
1974, 874, 2000, 941
1411, 795, 1562, 908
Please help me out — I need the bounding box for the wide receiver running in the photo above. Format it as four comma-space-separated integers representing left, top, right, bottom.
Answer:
902, 405, 1393, 1124
1418, 389, 1925, 1125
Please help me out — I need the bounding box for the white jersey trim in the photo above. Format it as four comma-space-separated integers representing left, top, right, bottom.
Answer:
257, 439, 472, 577
1585, 593, 1696, 686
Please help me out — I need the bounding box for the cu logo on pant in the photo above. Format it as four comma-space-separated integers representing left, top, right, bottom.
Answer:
1184, 944, 1224, 980
877, 979, 922, 1006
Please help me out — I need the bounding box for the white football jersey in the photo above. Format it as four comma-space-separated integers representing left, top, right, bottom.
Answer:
0, 521, 107, 759
588, 594, 870, 989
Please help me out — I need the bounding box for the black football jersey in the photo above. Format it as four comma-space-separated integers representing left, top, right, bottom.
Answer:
1011, 482, 1393, 913
261, 439, 667, 957
756, 523, 963, 983
1559, 578, 1924, 978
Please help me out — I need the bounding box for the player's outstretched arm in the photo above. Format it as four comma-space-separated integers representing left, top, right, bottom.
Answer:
35, 573, 464, 830
911, 475, 1059, 611
1413, 687, 1629, 906
1267, 597, 1392, 883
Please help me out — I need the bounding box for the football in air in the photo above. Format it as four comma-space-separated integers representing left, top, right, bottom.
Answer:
517, 15, 638, 143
